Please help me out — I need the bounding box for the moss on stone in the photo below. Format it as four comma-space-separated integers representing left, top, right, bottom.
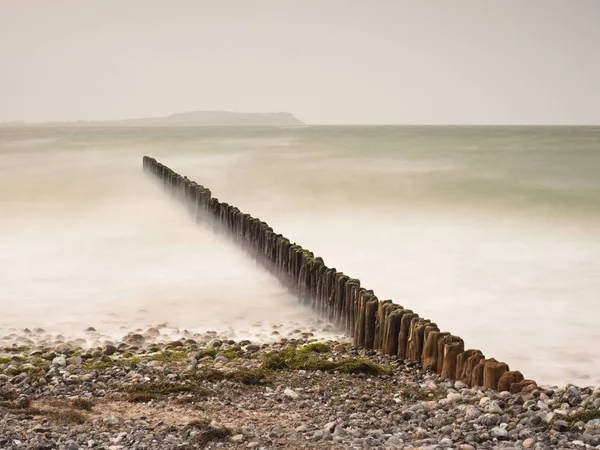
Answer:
222, 349, 239, 360
399, 385, 446, 401
85, 361, 114, 370
261, 348, 389, 376
338, 360, 389, 376
568, 409, 600, 424
4, 365, 44, 379
0, 398, 30, 410
150, 350, 189, 363
299, 343, 331, 354
198, 349, 218, 359
186, 369, 226, 383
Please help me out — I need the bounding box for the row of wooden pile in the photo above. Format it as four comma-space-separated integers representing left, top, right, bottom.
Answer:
143, 156, 537, 393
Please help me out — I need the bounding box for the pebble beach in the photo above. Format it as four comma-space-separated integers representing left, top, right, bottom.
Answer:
1, 322, 599, 450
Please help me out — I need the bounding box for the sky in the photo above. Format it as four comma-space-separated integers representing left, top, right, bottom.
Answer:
1, 0, 599, 125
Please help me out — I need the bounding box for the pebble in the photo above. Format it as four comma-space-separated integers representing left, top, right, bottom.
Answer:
284, 388, 299, 399
102, 345, 117, 356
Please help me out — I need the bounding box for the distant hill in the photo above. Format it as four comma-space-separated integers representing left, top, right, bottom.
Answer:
0, 111, 305, 127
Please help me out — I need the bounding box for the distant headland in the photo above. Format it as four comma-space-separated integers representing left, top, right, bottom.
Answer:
0, 111, 305, 127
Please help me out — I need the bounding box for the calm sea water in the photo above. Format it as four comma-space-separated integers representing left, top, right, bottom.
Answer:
1, 126, 599, 386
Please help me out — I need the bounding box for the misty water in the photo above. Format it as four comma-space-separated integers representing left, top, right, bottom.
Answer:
1, 126, 599, 387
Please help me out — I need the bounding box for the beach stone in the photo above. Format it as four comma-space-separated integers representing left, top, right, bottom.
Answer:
54, 343, 71, 353
464, 407, 481, 420
67, 356, 82, 366
491, 426, 508, 439
124, 334, 145, 346
102, 345, 117, 356
523, 438, 536, 448
488, 400, 504, 414
284, 388, 299, 399
414, 428, 428, 439
446, 393, 462, 403
145, 328, 160, 337
387, 436, 401, 445
52, 356, 66, 366
586, 418, 600, 431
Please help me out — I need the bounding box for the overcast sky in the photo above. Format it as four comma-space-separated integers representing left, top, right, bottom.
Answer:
1, 0, 599, 124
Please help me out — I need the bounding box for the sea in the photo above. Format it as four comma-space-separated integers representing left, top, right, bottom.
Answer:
1, 125, 598, 386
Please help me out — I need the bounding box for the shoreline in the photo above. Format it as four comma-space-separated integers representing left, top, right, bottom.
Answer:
1, 326, 599, 449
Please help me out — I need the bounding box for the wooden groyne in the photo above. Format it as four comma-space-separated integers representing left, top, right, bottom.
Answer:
142, 156, 536, 393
